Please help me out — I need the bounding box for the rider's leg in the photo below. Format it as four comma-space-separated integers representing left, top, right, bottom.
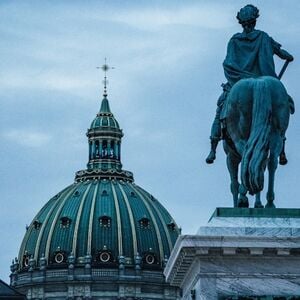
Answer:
206, 107, 221, 164
206, 86, 230, 164
206, 137, 220, 164
206, 94, 225, 164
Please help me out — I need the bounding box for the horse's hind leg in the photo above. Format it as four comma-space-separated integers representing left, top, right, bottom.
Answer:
226, 153, 240, 207
254, 192, 263, 208
238, 184, 249, 208
266, 137, 282, 208
266, 152, 277, 208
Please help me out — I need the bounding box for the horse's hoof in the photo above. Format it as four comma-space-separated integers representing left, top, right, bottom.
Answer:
206, 151, 216, 164
279, 154, 288, 165
206, 158, 214, 164
265, 202, 276, 209
254, 203, 264, 208
238, 197, 249, 208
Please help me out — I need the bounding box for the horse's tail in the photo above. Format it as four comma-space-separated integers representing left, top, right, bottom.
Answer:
241, 80, 272, 194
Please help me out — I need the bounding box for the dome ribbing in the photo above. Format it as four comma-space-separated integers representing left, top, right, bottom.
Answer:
11, 66, 180, 300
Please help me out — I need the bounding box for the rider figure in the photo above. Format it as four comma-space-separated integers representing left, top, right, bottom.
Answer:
206, 4, 294, 164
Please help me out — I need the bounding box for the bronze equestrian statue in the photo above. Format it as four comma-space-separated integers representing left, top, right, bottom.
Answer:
206, 5, 294, 208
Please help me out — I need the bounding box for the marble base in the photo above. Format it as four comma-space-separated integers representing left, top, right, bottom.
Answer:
164, 208, 300, 300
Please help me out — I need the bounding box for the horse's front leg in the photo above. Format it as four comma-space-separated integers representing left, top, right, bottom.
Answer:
265, 152, 277, 208
254, 192, 263, 208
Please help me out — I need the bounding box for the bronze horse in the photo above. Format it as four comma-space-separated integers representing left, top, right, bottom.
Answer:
223, 76, 290, 208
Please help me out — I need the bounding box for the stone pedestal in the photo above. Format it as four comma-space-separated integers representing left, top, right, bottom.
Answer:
164, 208, 300, 300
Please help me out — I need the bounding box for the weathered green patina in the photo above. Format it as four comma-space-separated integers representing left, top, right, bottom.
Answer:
211, 207, 300, 219
225, 76, 290, 208
17, 95, 179, 271
206, 4, 293, 165
206, 5, 294, 209
12, 66, 181, 299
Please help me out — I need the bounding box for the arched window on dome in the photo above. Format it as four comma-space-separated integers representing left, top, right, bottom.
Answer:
89, 141, 92, 160
110, 140, 115, 158
102, 140, 108, 158
99, 215, 111, 228
167, 221, 176, 231
101, 190, 108, 196
117, 141, 121, 160
139, 217, 150, 229
60, 216, 71, 228
95, 140, 100, 158
33, 220, 42, 230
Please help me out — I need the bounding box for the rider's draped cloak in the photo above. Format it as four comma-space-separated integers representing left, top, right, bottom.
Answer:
223, 29, 281, 86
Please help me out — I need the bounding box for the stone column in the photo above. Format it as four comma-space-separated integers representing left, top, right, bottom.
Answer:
92, 141, 96, 159
89, 141, 92, 160
115, 141, 119, 160
100, 140, 103, 158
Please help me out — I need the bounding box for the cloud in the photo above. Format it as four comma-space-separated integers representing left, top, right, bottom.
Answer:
3, 129, 51, 147
105, 3, 234, 31
0, 2, 234, 96
0, 70, 95, 92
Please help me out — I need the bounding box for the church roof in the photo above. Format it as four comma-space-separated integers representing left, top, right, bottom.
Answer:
18, 179, 178, 269
90, 95, 120, 130
0, 279, 26, 299
15, 70, 180, 274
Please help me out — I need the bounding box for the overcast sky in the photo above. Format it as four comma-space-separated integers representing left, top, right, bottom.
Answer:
1, 0, 299, 281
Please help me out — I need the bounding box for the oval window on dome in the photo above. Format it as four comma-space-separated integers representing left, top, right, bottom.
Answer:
54, 252, 65, 264
99, 251, 111, 263
73, 190, 80, 197
145, 254, 156, 265
22, 254, 30, 268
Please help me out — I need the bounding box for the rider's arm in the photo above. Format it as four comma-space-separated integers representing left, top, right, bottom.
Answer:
271, 38, 294, 61
270, 37, 294, 61
274, 48, 294, 61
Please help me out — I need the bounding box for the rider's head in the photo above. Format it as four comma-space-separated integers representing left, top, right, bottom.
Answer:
237, 4, 259, 34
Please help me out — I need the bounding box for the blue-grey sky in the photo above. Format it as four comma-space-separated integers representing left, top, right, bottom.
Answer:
1, 0, 299, 281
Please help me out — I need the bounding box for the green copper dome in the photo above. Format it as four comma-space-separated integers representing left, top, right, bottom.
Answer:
11, 70, 181, 299
16, 94, 180, 273
18, 179, 178, 268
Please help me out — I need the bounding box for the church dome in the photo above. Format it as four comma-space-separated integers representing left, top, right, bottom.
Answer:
18, 179, 178, 270
11, 66, 180, 299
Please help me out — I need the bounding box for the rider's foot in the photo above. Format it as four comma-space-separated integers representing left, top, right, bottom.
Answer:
279, 152, 288, 165
206, 151, 216, 164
